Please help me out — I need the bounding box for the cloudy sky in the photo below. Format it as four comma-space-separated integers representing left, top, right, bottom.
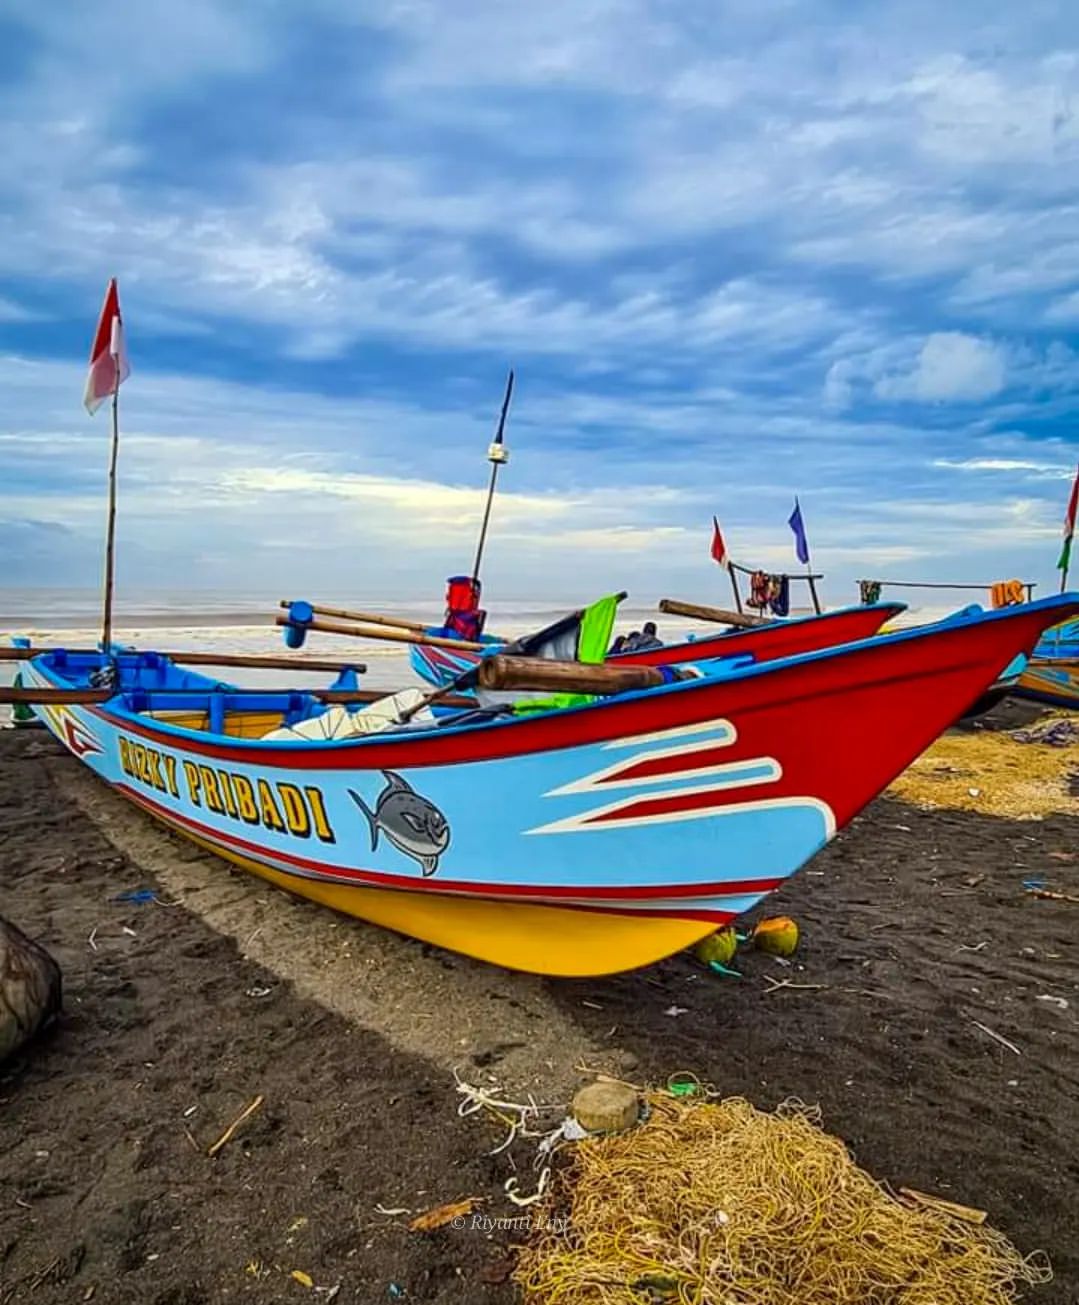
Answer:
1, 1, 1077, 609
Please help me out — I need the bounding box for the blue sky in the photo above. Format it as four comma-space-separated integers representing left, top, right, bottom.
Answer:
1, 1, 1077, 609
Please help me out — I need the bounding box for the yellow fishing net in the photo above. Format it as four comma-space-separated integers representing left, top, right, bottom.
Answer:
515, 1092, 1050, 1305
887, 715, 1078, 820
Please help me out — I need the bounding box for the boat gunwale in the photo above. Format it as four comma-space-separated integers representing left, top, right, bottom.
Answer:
24, 593, 1079, 767
422, 599, 909, 659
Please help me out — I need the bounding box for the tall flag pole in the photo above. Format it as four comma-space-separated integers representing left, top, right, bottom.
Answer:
1059, 463, 1079, 594
84, 279, 131, 655
788, 496, 821, 613
469, 369, 514, 587
710, 515, 743, 613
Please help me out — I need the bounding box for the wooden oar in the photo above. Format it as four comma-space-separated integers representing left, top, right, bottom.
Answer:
1, 686, 475, 708
0, 647, 368, 674
273, 613, 487, 653
659, 598, 769, 629
278, 600, 428, 633
477, 656, 679, 694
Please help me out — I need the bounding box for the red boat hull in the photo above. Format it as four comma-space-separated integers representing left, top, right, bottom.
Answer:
613, 602, 905, 666
410, 603, 906, 688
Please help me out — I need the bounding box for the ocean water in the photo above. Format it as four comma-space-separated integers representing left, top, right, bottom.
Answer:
0, 587, 962, 725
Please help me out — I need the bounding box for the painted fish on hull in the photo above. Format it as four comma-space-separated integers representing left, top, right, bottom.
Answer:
349, 771, 451, 876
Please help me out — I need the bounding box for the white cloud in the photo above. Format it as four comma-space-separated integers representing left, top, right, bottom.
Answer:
0, 297, 37, 322
862, 333, 1005, 403
933, 457, 1071, 475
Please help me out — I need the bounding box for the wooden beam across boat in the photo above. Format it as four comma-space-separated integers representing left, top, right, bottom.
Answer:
1, 686, 476, 708
0, 647, 368, 674
278, 600, 429, 633
658, 598, 769, 629
477, 656, 675, 694
274, 613, 488, 653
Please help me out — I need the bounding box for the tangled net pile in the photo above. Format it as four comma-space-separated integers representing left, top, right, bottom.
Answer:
515, 1092, 1050, 1305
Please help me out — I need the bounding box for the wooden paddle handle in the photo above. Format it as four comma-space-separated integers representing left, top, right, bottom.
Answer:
477, 656, 669, 694
274, 614, 488, 653
659, 598, 768, 628
279, 600, 429, 633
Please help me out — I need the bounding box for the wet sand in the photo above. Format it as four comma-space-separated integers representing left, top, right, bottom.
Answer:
1, 720, 1077, 1303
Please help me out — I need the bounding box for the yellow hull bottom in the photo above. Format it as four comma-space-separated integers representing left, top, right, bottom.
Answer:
173, 824, 717, 977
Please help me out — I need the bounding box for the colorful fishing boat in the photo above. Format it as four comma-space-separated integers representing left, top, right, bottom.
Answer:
408, 600, 906, 690
1013, 618, 1079, 709
20, 594, 1077, 976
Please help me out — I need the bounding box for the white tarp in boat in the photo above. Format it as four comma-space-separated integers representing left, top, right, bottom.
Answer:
261, 688, 435, 741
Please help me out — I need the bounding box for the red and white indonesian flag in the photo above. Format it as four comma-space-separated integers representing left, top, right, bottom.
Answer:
83, 278, 130, 415
710, 515, 730, 570
1060, 462, 1079, 575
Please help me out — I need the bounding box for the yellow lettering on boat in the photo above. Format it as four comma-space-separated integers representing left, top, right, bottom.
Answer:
216, 769, 239, 818
304, 786, 335, 844
232, 774, 260, 824
146, 749, 166, 792
163, 755, 179, 798
199, 766, 225, 814
117, 735, 174, 796
114, 735, 330, 847
257, 778, 286, 832
183, 760, 203, 806
277, 783, 310, 838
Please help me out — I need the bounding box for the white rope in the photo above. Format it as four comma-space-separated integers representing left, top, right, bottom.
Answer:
505, 1168, 550, 1207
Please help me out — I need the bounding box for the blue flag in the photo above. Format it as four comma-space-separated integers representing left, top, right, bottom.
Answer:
788, 498, 809, 565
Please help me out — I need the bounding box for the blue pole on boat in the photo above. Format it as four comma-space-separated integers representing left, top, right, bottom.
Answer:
469, 369, 514, 588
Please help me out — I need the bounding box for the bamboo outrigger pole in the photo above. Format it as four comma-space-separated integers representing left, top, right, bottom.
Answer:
274, 612, 488, 653
277, 600, 428, 633
0, 647, 369, 674
469, 369, 514, 587
0, 685, 476, 709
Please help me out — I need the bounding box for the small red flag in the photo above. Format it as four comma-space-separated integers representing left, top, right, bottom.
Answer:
83, 278, 130, 415
710, 516, 730, 570
1059, 463, 1079, 573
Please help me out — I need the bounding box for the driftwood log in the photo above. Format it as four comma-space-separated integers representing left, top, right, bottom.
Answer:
0, 916, 62, 1063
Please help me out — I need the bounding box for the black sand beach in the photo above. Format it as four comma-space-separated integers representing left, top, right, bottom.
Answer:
2, 720, 1077, 1303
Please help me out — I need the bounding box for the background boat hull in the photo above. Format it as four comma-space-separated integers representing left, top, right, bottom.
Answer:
1014, 658, 1079, 710
409, 602, 904, 689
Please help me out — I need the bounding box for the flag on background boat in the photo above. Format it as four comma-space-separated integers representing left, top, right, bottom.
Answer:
710, 516, 730, 570
1058, 464, 1079, 573
788, 498, 810, 565
83, 278, 130, 415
